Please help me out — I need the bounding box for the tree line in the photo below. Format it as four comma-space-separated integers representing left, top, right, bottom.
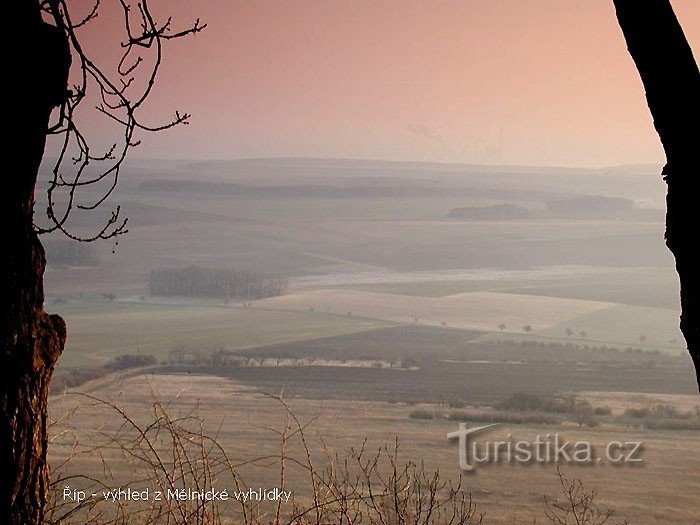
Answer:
149, 266, 288, 300
43, 239, 100, 267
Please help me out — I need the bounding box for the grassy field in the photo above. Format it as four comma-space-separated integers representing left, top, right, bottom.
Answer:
542, 304, 684, 349
255, 289, 615, 333
49, 373, 700, 525
53, 300, 394, 368
324, 279, 524, 297
498, 267, 681, 309
334, 267, 681, 311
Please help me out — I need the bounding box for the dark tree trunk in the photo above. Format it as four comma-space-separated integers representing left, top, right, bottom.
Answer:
612, 0, 700, 389
1, 3, 70, 524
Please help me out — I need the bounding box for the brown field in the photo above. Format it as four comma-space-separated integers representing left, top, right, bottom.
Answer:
49, 373, 700, 525
580, 391, 700, 415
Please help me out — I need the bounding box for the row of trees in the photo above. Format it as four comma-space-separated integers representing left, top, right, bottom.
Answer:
497, 323, 672, 346
149, 266, 288, 300
43, 239, 99, 267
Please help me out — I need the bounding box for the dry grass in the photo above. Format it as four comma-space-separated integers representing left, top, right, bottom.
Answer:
48, 378, 484, 525
255, 290, 614, 333
49, 373, 700, 524
579, 391, 700, 416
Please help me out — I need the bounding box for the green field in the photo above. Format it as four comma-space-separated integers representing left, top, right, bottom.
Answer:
542, 304, 684, 349
54, 300, 395, 368
331, 267, 679, 307
473, 302, 684, 354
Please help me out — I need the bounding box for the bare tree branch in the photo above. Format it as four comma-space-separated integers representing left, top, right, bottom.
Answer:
36, 0, 206, 242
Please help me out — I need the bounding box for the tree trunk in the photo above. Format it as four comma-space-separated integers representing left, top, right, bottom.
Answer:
1, 4, 70, 524
612, 0, 700, 389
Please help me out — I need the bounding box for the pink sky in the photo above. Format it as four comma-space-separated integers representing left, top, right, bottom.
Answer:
75, 0, 700, 167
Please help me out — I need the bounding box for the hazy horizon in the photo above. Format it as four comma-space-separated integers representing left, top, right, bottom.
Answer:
67, 0, 700, 167
78, 154, 666, 171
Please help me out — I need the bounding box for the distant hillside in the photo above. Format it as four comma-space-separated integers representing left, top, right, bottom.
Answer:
134, 158, 664, 206
546, 195, 635, 214
138, 179, 570, 201
447, 204, 533, 220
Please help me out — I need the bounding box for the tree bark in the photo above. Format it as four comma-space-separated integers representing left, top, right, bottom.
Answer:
612, 0, 700, 389
1, 3, 70, 524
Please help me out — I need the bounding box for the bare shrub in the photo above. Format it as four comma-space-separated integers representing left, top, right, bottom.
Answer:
543, 467, 627, 525
619, 403, 699, 429
48, 392, 246, 525
49, 391, 483, 525
48, 388, 627, 525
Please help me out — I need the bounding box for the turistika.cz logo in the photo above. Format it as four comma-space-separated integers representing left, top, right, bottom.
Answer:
447, 423, 643, 472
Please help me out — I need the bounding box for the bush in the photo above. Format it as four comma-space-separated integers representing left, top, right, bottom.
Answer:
650, 404, 689, 419
623, 404, 692, 420
593, 406, 612, 416
496, 393, 577, 414
51, 367, 107, 392
51, 354, 158, 392
577, 416, 599, 428
623, 407, 650, 418
106, 354, 157, 371
409, 409, 435, 420
447, 410, 561, 425
644, 418, 700, 430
